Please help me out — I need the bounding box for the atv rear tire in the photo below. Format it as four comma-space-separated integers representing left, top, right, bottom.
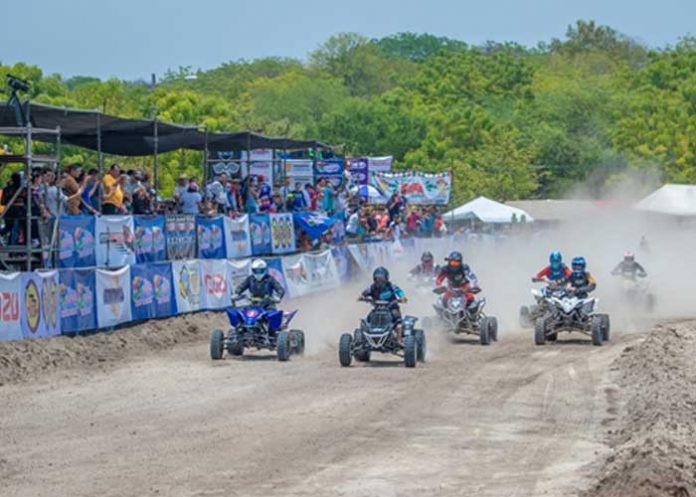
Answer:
591, 317, 603, 346
519, 306, 531, 329
291, 329, 305, 356
479, 317, 491, 345
228, 339, 244, 356
404, 335, 417, 368
534, 317, 547, 345
599, 314, 610, 342
488, 317, 499, 342
414, 329, 426, 362
277, 331, 292, 361
210, 329, 224, 360
339, 333, 353, 367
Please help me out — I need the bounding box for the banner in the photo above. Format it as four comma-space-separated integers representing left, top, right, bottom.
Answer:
133, 216, 167, 263
209, 150, 245, 178
200, 259, 231, 310
227, 259, 252, 293
371, 171, 452, 205
95, 215, 136, 267
367, 156, 393, 172
347, 244, 374, 272
20, 271, 61, 339
242, 149, 274, 183
331, 214, 346, 244
292, 212, 336, 240
96, 266, 132, 328
131, 263, 175, 320
347, 157, 368, 186
285, 159, 314, 178
172, 260, 202, 314
58, 215, 96, 268
314, 159, 344, 176
270, 213, 296, 254
224, 215, 252, 259
0, 272, 22, 341
331, 246, 351, 282
196, 216, 226, 259
165, 214, 197, 261
59, 269, 97, 334
264, 257, 288, 294
282, 250, 340, 297
249, 214, 272, 255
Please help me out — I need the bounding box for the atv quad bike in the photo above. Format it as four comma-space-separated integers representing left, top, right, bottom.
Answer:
426, 286, 498, 345
519, 278, 566, 329
534, 290, 610, 346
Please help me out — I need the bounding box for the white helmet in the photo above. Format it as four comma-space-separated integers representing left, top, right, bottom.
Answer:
251, 259, 267, 281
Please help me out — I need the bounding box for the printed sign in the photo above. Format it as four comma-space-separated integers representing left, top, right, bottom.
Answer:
21, 271, 61, 338
165, 214, 197, 260
347, 157, 368, 186
131, 263, 175, 320
227, 259, 252, 292
196, 216, 226, 259
282, 250, 340, 297
270, 213, 296, 255
249, 214, 272, 256
224, 215, 252, 259
200, 259, 231, 309
133, 216, 167, 263
96, 215, 136, 267
59, 215, 96, 268
59, 269, 97, 334
0, 272, 22, 341
367, 156, 393, 172
285, 159, 314, 178
371, 171, 452, 205
96, 266, 132, 328
172, 260, 202, 314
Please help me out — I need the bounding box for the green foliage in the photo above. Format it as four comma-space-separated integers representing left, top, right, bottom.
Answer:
1, 21, 694, 202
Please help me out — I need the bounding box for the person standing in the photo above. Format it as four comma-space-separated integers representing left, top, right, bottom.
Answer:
102, 164, 125, 214
61, 163, 85, 215
320, 178, 335, 214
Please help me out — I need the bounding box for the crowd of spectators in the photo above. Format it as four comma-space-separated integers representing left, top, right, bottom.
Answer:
0, 164, 448, 249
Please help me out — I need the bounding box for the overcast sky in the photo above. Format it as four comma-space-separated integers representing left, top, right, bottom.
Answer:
3, 0, 694, 81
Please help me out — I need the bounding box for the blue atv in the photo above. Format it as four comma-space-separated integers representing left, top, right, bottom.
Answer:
210, 297, 305, 361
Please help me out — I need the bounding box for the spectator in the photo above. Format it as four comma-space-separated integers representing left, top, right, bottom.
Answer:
131, 172, 153, 215
243, 176, 259, 213
406, 208, 420, 235
42, 169, 66, 218
61, 163, 85, 215
81, 168, 101, 214
387, 192, 407, 222
320, 178, 335, 214
227, 179, 242, 214
180, 181, 203, 214
304, 183, 316, 211
173, 174, 188, 212
278, 177, 292, 202
289, 182, 307, 212
257, 175, 272, 202
346, 208, 360, 239
102, 164, 125, 214
206, 174, 229, 214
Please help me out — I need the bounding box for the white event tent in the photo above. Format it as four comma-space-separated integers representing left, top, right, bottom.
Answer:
635, 184, 696, 216
443, 196, 534, 223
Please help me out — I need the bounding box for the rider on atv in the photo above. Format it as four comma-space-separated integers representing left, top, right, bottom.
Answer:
435, 251, 479, 311
409, 251, 438, 277
565, 256, 597, 298
360, 267, 407, 342
611, 252, 647, 279
234, 259, 285, 309
534, 251, 571, 284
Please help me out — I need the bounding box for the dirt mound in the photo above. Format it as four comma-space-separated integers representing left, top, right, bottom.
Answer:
586, 322, 696, 497
0, 311, 228, 386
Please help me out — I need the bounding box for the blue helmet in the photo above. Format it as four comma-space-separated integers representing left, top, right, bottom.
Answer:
549, 251, 562, 269
571, 256, 586, 273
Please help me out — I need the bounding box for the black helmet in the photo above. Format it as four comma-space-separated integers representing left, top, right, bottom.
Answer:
421, 251, 433, 263
373, 266, 389, 286
447, 251, 463, 267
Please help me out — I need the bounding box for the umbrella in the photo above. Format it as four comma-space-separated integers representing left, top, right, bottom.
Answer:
350, 185, 386, 202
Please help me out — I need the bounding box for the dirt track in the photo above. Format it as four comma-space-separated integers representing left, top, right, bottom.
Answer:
0, 297, 637, 497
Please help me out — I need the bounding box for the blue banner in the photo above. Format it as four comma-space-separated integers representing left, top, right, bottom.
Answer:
264, 257, 288, 294
130, 263, 175, 320
59, 269, 97, 333
134, 216, 167, 263
196, 216, 226, 259
166, 214, 197, 260
314, 159, 345, 176
249, 214, 272, 256
58, 215, 96, 268
331, 213, 346, 244
293, 212, 337, 240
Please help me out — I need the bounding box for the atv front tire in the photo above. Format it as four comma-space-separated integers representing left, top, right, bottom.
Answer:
487, 317, 499, 342
277, 331, 292, 361
479, 317, 492, 346
414, 329, 426, 362
598, 314, 610, 342
591, 317, 603, 346
404, 335, 417, 368
339, 334, 353, 367
210, 329, 224, 360
291, 329, 305, 356
534, 317, 547, 345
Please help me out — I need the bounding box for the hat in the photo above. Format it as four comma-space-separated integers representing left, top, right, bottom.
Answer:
178, 174, 187, 180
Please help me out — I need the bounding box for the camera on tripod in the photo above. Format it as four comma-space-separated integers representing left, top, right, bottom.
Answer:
7, 74, 30, 93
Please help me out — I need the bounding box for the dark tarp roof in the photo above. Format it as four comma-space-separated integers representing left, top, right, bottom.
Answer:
0, 102, 330, 156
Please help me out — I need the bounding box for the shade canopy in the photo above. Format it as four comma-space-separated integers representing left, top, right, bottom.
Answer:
635, 184, 696, 216
0, 101, 330, 156
443, 196, 534, 223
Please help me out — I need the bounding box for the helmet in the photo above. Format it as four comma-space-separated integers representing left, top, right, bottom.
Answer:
571, 256, 586, 272
373, 266, 389, 287
549, 251, 562, 269
421, 251, 434, 263
447, 251, 463, 268
251, 259, 268, 281
624, 251, 634, 262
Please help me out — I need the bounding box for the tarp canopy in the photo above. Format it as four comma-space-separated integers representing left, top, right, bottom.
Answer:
292, 212, 337, 239
443, 196, 534, 223
635, 184, 696, 216
0, 101, 330, 156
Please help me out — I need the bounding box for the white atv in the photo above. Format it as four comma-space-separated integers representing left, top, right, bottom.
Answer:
519, 278, 566, 329
424, 286, 498, 345
616, 273, 655, 313
534, 289, 610, 346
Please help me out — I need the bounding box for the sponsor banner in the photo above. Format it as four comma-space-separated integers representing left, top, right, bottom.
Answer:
367, 156, 393, 172
96, 266, 132, 328
96, 215, 136, 267
242, 149, 274, 183
331, 214, 346, 244
371, 170, 452, 205
172, 260, 202, 314
282, 250, 340, 298
249, 214, 272, 256
131, 263, 175, 320
315, 175, 344, 188
200, 259, 231, 309
165, 214, 197, 261
59, 215, 96, 268
134, 216, 167, 263
331, 246, 351, 282
0, 272, 22, 341
270, 213, 296, 255
227, 259, 252, 292
314, 159, 344, 176
224, 215, 252, 259
196, 216, 226, 259
347, 157, 368, 186
284, 159, 314, 178
292, 212, 336, 240
347, 244, 374, 272
264, 257, 288, 294
209, 150, 245, 178
59, 269, 97, 334
21, 271, 60, 339
366, 242, 393, 267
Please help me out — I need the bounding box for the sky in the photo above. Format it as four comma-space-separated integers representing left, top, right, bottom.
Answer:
2, 0, 694, 81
